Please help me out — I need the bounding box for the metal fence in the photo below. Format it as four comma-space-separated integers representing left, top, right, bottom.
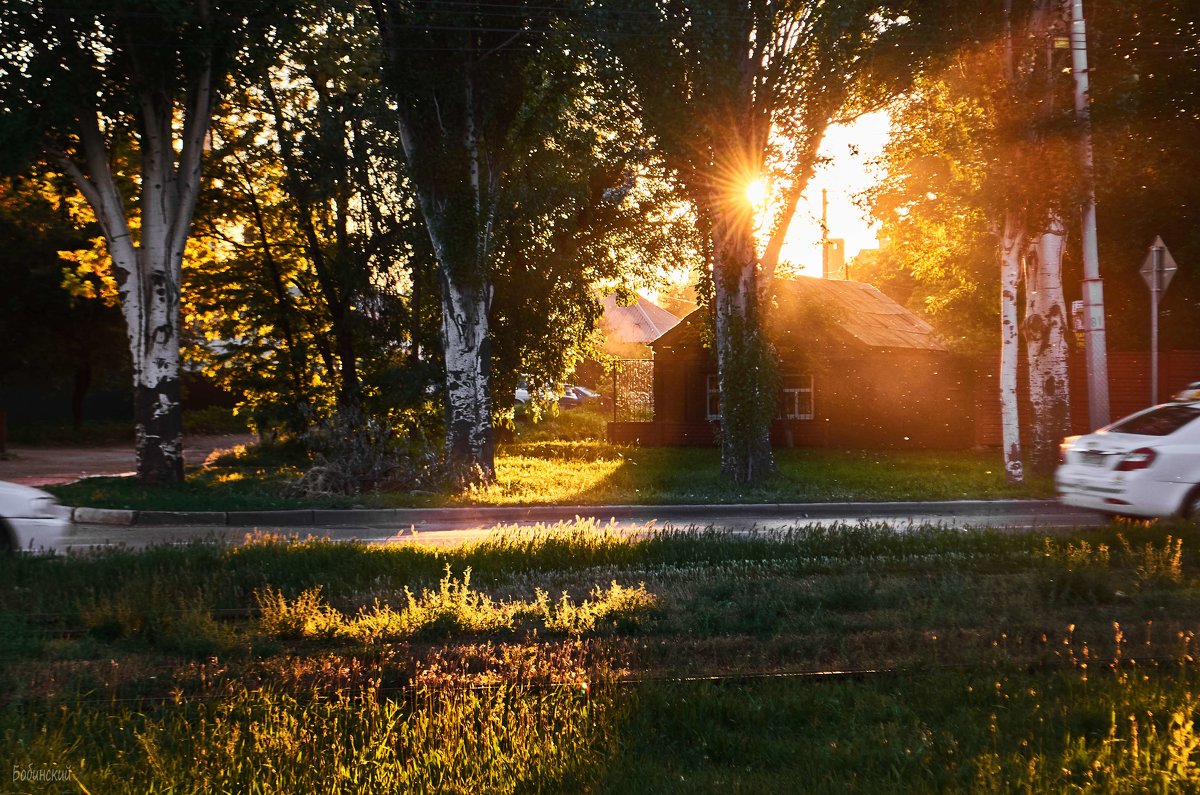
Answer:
608, 358, 654, 422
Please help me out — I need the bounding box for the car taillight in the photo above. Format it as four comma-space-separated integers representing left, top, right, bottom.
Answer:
1115, 447, 1157, 471
1058, 436, 1079, 464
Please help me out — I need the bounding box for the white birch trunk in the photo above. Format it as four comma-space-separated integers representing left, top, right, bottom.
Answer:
1023, 215, 1071, 474
48, 58, 213, 485
999, 211, 1025, 484
440, 276, 494, 478
392, 67, 497, 483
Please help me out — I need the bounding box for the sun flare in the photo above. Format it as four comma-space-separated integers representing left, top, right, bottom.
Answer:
745, 178, 767, 207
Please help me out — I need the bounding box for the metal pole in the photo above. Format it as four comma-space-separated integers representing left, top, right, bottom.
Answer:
820, 189, 829, 278
1151, 245, 1162, 405
1070, 0, 1111, 428
612, 364, 618, 423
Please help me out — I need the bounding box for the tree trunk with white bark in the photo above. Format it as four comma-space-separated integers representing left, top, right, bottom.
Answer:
439, 274, 494, 478
709, 203, 776, 485
392, 116, 497, 483
47, 61, 213, 485
1023, 216, 1071, 474
999, 211, 1025, 485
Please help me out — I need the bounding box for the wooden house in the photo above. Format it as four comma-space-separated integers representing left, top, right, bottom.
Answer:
608, 276, 975, 449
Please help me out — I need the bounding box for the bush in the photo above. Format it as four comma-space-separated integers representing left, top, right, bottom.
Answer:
287, 407, 440, 497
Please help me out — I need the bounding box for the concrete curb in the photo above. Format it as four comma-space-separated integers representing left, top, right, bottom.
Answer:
138, 511, 228, 526
72, 507, 137, 526
68, 499, 1065, 528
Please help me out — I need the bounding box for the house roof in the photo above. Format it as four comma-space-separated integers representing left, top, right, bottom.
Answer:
652, 276, 947, 353
599, 292, 682, 345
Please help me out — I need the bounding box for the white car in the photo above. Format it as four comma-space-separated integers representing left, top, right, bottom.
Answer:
0, 481, 70, 553
1056, 394, 1200, 519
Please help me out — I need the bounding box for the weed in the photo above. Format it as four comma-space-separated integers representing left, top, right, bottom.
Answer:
1118, 533, 1185, 587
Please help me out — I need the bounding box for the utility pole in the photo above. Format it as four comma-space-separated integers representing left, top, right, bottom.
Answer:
1069, 0, 1111, 428
820, 188, 830, 278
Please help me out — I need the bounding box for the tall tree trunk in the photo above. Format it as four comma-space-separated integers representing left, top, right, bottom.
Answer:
131, 251, 185, 485
440, 271, 494, 479
999, 211, 1025, 484
1023, 216, 1071, 474
50, 107, 196, 485
710, 206, 776, 485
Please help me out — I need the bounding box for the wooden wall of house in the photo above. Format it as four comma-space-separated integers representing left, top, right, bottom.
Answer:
621, 344, 973, 449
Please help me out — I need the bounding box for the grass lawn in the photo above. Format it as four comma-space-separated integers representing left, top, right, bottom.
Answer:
47, 431, 1055, 512
4, 519, 1200, 791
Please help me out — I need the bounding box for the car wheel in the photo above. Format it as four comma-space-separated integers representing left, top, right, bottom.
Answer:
1183, 487, 1200, 520
0, 519, 14, 553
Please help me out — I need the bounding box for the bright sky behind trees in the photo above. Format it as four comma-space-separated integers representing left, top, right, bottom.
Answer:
782, 110, 890, 275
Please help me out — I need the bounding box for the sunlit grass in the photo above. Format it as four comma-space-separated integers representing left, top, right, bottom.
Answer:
255, 567, 656, 642
48, 441, 1055, 511
453, 452, 627, 505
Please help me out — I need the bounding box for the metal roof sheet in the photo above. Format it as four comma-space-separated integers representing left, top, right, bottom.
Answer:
651, 276, 947, 352
777, 277, 947, 351
599, 293, 682, 345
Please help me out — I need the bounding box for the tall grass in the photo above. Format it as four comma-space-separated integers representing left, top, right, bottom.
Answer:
4, 677, 626, 794
255, 567, 656, 641
604, 663, 1200, 793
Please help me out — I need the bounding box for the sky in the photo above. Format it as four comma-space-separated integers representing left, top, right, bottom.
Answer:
778, 111, 891, 276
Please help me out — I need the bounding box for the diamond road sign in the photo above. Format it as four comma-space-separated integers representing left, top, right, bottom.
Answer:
1140, 235, 1178, 293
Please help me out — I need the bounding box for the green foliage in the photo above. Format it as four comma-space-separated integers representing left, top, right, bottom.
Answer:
191, 2, 439, 437
287, 407, 441, 497
861, 0, 1200, 353
0, 175, 125, 384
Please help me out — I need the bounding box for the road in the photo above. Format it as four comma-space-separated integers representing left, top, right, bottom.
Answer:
63, 500, 1105, 552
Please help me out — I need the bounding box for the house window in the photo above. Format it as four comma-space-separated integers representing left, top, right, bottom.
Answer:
778, 374, 814, 420
706, 374, 721, 420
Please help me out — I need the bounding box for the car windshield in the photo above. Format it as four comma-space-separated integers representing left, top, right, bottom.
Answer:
1109, 405, 1200, 436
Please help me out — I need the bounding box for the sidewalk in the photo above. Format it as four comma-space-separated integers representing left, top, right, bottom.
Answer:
0, 434, 255, 487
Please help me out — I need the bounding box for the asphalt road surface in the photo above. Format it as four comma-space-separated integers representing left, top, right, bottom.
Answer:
64, 500, 1106, 552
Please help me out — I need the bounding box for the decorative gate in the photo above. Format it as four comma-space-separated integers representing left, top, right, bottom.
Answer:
609, 358, 655, 422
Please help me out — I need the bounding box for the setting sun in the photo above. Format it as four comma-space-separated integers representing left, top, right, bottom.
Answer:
745, 177, 767, 207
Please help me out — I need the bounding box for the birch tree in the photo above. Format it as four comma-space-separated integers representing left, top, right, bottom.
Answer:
370, 0, 548, 482
1023, 217, 1070, 472
865, 1, 1078, 481
0, 0, 280, 484
371, 1, 683, 482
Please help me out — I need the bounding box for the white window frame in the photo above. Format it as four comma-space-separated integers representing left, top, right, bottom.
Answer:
706, 374, 721, 420
779, 374, 814, 420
